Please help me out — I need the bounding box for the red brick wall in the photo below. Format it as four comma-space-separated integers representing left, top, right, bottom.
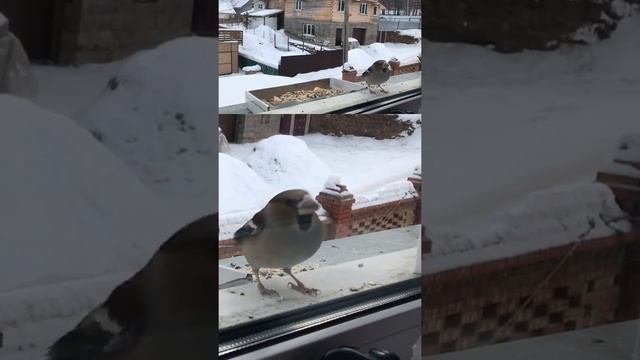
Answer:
422, 233, 638, 355
350, 198, 418, 236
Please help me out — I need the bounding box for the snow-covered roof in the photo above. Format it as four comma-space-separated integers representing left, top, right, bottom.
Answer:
249, 9, 283, 16
230, 0, 251, 8
219, 0, 236, 13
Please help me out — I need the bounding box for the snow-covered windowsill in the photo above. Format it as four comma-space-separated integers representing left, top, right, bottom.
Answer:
218, 226, 421, 329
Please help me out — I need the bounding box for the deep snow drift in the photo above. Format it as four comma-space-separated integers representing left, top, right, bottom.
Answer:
219, 119, 421, 239
77, 37, 217, 214
422, 14, 640, 227
0, 95, 196, 358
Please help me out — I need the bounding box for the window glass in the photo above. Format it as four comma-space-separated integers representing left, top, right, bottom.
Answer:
218, 116, 422, 346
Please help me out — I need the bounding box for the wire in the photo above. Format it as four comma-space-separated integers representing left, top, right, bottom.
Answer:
493, 219, 597, 339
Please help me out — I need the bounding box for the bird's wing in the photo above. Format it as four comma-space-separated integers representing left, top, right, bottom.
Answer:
47, 272, 147, 360
233, 212, 265, 243
362, 66, 372, 77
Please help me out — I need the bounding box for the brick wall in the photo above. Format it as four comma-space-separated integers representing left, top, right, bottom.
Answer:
423, 233, 637, 355
219, 175, 421, 259
422, 159, 640, 356
59, 0, 194, 64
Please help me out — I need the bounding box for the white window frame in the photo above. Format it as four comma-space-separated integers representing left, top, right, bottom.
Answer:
359, 2, 367, 15
337, 0, 345, 12
258, 2, 263, 9
295, 0, 303, 10
303, 23, 315, 36
373, 6, 377, 15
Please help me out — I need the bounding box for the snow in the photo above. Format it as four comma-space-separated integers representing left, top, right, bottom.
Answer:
220, 126, 421, 238
219, 73, 307, 107
352, 181, 419, 210
219, 0, 236, 13
242, 64, 262, 72
295, 42, 421, 80
243, 135, 335, 195
422, 15, 640, 227
219, 153, 275, 216
0, 95, 194, 358
230, 0, 250, 8
616, 133, 640, 162
239, 26, 307, 69
398, 29, 422, 39
75, 37, 217, 215
424, 183, 631, 273
249, 9, 283, 16
606, 162, 640, 177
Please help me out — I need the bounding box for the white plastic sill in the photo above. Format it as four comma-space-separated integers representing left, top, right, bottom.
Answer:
219, 244, 420, 329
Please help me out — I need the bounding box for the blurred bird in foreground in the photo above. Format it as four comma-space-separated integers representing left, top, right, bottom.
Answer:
362, 60, 391, 93
47, 214, 218, 360
234, 189, 323, 298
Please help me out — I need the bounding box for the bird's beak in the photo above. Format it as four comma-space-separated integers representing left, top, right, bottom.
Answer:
297, 194, 319, 214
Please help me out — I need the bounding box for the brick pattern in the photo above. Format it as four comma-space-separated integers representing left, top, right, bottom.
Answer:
351, 199, 417, 235
422, 233, 636, 355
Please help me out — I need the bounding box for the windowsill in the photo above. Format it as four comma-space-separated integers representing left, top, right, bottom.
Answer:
219, 227, 420, 329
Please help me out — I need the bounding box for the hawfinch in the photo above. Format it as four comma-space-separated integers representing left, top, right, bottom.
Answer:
234, 189, 323, 297
47, 214, 218, 360
362, 60, 391, 93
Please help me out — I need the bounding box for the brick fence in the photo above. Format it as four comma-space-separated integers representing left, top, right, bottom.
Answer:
219, 173, 421, 259
422, 157, 640, 355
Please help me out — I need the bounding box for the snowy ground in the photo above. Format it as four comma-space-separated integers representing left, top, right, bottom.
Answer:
219, 117, 421, 238
31, 37, 217, 215
422, 14, 640, 228
240, 26, 308, 69
1, 36, 216, 359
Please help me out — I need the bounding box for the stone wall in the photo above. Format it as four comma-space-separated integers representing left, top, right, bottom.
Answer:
236, 115, 283, 143
60, 0, 194, 64
422, 0, 633, 52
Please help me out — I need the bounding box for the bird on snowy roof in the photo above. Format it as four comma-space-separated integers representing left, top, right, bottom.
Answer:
234, 189, 323, 298
362, 60, 391, 94
47, 214, 218, 360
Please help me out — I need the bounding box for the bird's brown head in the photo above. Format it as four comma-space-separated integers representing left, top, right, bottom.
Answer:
264, 189, 319, 230
374, 60, 389, 70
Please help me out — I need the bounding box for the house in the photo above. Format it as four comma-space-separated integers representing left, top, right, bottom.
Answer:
219, 115, 311, 143
0, 0, 216, 65
268, 0, 384, 46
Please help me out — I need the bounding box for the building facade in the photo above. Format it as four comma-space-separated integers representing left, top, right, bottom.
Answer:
269, 0, 383, 46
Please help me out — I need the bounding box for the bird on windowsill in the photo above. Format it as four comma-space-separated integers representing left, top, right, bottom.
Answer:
234, 189, 323, 298
47, 214, 218, 360
362, 60, 391, 94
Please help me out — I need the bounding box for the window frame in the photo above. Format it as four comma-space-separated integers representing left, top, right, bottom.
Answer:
303, 23, 315, 36
218, 277, 420, 358
337, 0, 345, 12
359, 2, 367, 15
295, 0, 303, 10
